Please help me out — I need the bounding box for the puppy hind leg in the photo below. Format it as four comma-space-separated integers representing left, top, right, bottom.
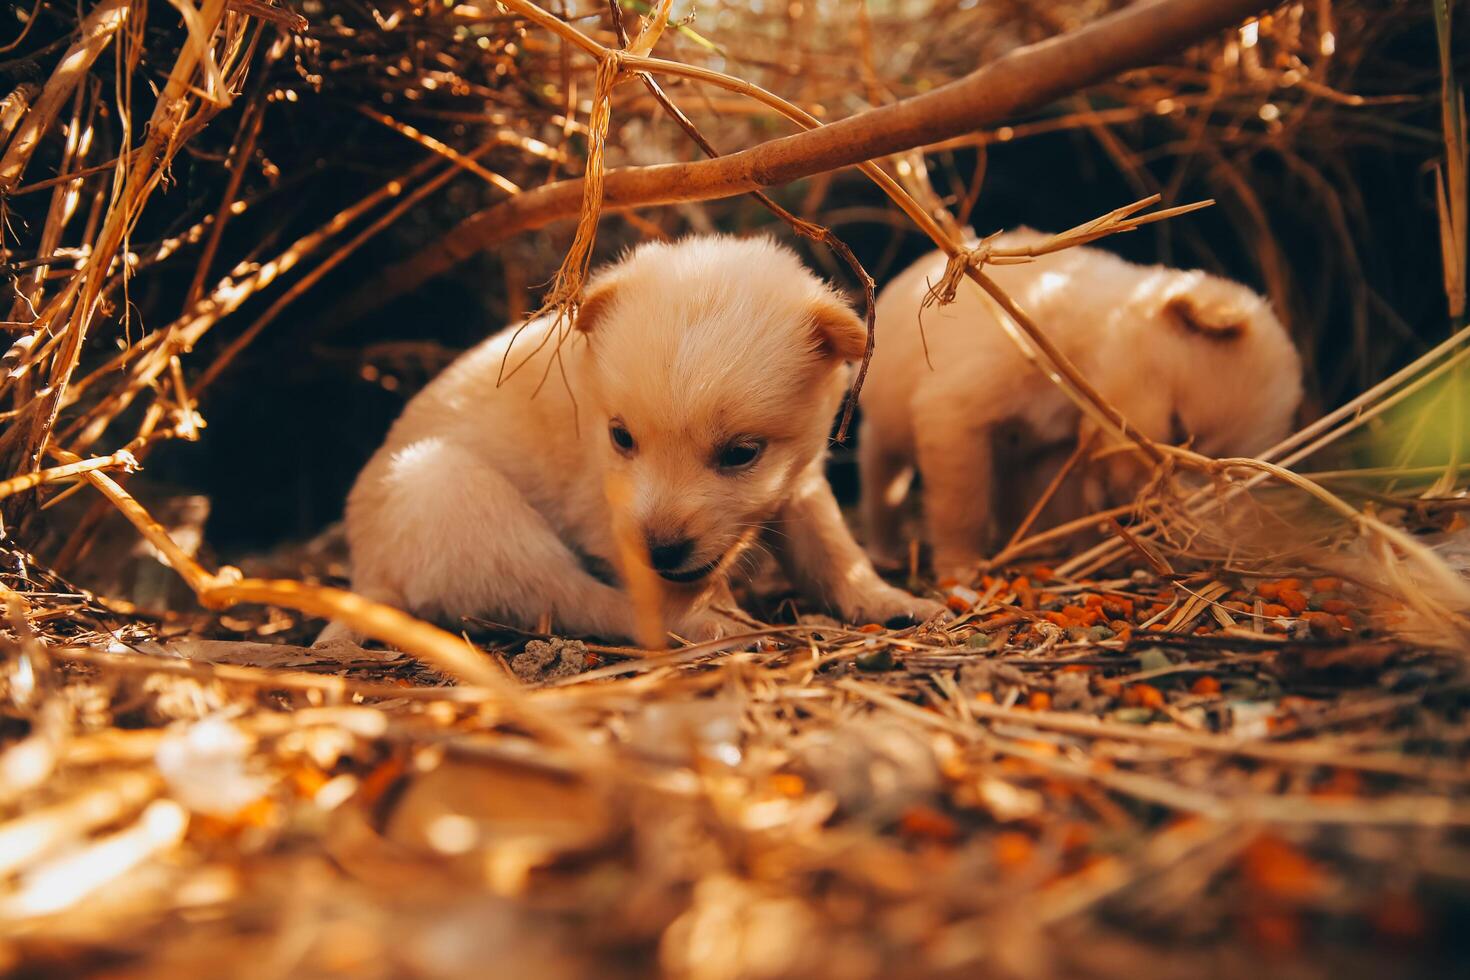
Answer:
914, 418, 995, 581
857, 420, 913, 567
347, 439, 638, 641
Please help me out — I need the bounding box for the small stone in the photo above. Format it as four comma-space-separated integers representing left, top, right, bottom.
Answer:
1053, 672, 1100, 712
1086, 625, 1116, 642
1302, 610, 1345, 639
1137, 647, 1172, 673
959, 661, 1026, 696
965, 632, 996, 649
855, 647, 896, 672
1112, 707, 1157, 724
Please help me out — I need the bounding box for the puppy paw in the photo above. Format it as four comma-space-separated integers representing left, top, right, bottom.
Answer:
312, 621, 366, 652
672, 608, 752, 644
841, 584, 947, 629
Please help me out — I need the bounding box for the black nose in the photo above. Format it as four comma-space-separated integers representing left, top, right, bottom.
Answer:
647, 537, 694, 571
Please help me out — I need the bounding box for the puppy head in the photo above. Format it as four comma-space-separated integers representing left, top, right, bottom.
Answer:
574, 235, 864, 584
1157, 271, 1303, 458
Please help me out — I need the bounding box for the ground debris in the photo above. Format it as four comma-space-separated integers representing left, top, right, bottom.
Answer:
3, 541, 1468, 979
510, 637, 590, 682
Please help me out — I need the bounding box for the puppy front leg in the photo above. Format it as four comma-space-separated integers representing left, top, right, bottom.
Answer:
775, 461, 945, 626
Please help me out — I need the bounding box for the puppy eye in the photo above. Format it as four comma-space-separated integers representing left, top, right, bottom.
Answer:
609, 421, 636, 454
716, 440, 763, 470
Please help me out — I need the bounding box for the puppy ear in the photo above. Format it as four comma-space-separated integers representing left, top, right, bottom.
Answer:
1163, 276, 1253, 341
575, 275, 622, 335
809, 295, 868, 361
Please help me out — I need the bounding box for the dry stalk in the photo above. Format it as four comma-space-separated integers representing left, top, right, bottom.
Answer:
0, 0, 131, 194
11, 0, 235, 477
0, 450, 137, 503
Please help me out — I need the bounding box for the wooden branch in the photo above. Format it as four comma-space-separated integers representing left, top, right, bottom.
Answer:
328, 0, 1271, 325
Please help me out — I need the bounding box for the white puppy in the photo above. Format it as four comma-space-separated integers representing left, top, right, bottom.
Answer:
860, 229, 1303, 577
324, 235, 942, 645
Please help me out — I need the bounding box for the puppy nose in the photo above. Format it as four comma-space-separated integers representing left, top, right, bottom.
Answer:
647, 537, 694, 571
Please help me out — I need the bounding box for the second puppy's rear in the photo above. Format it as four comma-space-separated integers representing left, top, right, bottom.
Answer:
859, 230, 1303, 577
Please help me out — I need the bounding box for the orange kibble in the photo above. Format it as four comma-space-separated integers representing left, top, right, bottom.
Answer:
1063, 605, 1102, 626
1028, 691, 1052, 711
1302, 611, 1344, 639
1278, 589, 1309, 614
1336, 614, 1356, 631
937, 577, 959, 589
1255, 582, 1282, 599
1146, 623, 1166, 632
945, 595, 971, 613
858, 622, 886, 633
1123, 684, 1165, 709
1262, 603, 1291, 618
993, 831, 1035, 870
1194, 625, 1212, 635
291, 766, 329, 799
1011, 576, 1031, 591
357, 754, 406, 806
974, 691, 996, 705
234, 796, 276, 828
1019, 739, 1059, 757
1244, 911, 1301, 951
899, 804, 958, 842
1449, 513, 1468, 532
1276, 578, 1303, 591
1043, 610, 1070, 627
1311, 577, 1343, 593
1030, 565, 1054, 580
1320, 598, 1353, 615
1371, 892, 1428, 943
1190, 675, 1221, 696
1082, 593, 1105, 609
1060, 822, 1094, 852
1312, 768, 1361, 799
1060, 664, 1094, 674
771, 773, 806, 797
1242, 834, 1326, 902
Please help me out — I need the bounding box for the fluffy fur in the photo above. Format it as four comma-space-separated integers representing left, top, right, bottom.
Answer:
322, 235, 941, 645
859, 229, 1304, 577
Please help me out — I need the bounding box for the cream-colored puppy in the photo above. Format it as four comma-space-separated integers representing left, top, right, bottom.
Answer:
860, 229, 1303, 577
322, 235, 942, 645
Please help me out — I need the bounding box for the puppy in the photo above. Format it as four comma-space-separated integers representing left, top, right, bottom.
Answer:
859, 228, 1303, 577
322, 235, 942, 645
